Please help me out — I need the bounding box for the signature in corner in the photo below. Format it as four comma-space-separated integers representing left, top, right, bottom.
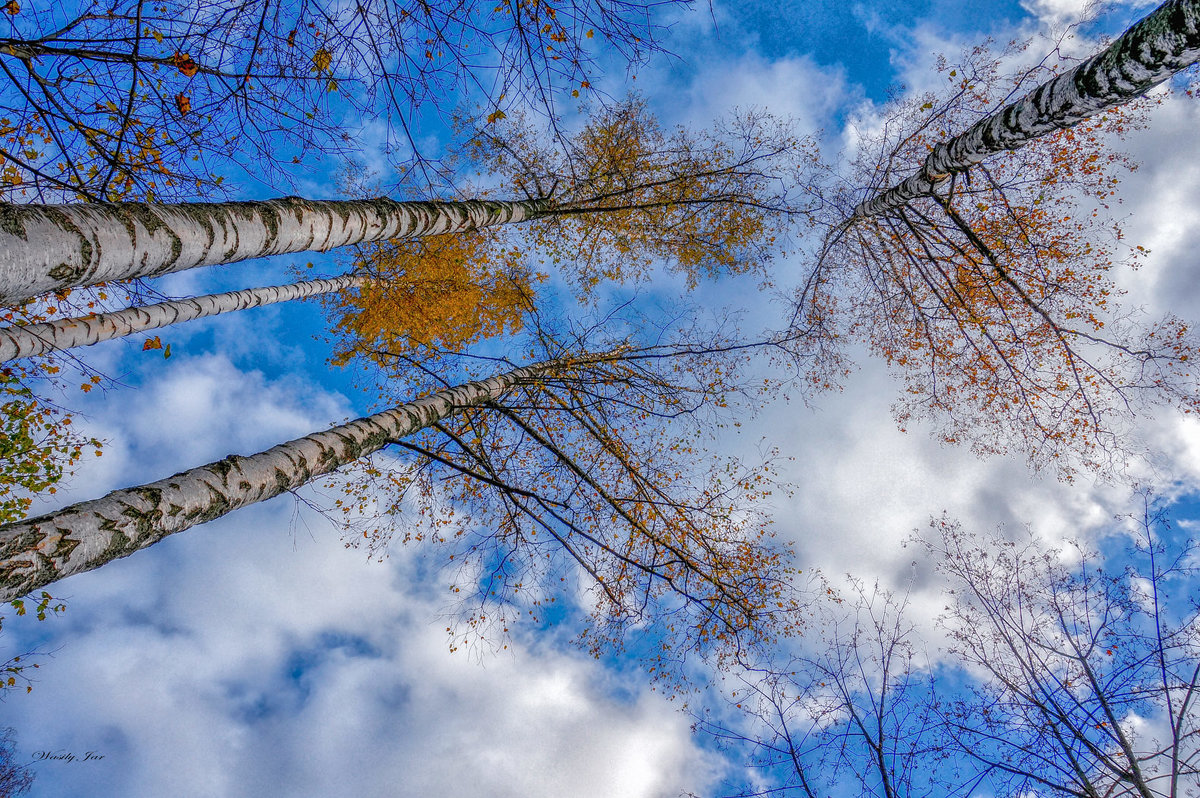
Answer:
31, 749, 104, 764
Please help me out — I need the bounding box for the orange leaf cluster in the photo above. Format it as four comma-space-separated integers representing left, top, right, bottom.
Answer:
331, 231, 534, 368
171, 52, 199, 78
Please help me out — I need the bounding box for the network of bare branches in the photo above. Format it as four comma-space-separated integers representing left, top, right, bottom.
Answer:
692, 500, 1200, 798
0, 0, 687, 201
319, 286, 804, 671
694, 579, 941, 798
0, 727, 34, 797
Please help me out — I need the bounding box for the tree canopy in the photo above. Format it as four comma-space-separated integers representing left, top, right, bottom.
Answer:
0, 0, 689, 200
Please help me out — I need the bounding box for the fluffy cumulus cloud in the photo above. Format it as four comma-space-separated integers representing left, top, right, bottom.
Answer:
1021, 0, 1157, 26
732, 341, 1131, 641
5, 504, 713, 798
676, 52, 853, 137
6, 506, 712, 798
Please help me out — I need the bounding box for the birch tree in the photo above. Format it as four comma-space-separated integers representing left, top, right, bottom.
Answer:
0, 354, 566, 600
0, 100, 808, 306
0, 330, 799, 661
0, 230, 538, 361
929, 512, 1200, 798
694, 580, 941, 798
793, 0, 1200, 475
850, 0, 1200, 220
0, 273, 367, 361
0, 194, 549, 306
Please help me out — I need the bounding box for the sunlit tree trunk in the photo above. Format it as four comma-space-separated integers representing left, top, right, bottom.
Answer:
0, 196, 551, 305
0, 274, 367, 361
0, 357, 567, 601
854, 0, 1200, 218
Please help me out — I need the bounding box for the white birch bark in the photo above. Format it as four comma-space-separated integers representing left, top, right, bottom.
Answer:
0, 273, 366, 361
0, 357, 567, 601
854, 0, 1200, 218
0, 196, 551, 306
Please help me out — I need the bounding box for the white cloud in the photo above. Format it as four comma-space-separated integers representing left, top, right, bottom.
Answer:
1020, 0, 1155, 27
7, 6, 1200, 797
5, 496, 715, 798
1021, 0, 1099, 25
675, 53, 853, 138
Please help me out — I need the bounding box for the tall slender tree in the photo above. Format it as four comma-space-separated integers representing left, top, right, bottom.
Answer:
694, 579, 939, 798
850, 0, 1200, 220
793, 1, 1200, 475
0, 228, 540, 362
931, 512, 1200, 798
698, 504, 1200, 798
0, 353, 568, 600
0, 99, 808, 306
0, 330, 799, 662
0, 273, 366, 361
0, 194, 548, 305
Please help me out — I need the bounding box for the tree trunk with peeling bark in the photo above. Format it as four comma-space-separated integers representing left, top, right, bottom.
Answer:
853, 0, 1200, 219
0, 273, 367, 361
0, 196, 551, 306
0, 356, 573, 601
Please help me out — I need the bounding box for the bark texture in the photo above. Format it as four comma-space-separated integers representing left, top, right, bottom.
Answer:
0, 359, 559, 601
0, 274, 366, 361
0, 196, 551, 305
854, 0, 1200, 218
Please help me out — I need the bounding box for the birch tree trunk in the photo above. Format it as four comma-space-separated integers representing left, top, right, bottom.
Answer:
0, 357, 566, 601
854, 0, 1200, 218
0, 196, 551, 306
0, 274, 367, 361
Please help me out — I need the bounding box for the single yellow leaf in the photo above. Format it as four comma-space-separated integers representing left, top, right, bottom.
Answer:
312, 48, 333, 73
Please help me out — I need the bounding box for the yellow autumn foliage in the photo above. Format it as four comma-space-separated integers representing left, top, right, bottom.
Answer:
467, 97, 814, 295
331, 231, 536, 367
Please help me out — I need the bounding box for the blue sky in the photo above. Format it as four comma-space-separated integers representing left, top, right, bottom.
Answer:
4, 0, 1200, 796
